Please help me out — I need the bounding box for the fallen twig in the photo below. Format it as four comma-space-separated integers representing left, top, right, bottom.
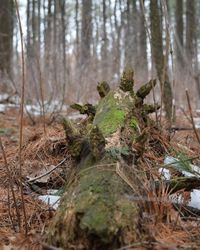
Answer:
166, 127, 193, 132
27, 157, 69, 183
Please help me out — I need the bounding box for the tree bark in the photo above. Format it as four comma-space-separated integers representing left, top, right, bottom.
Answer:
186, 0, 195, 65
113, 0, 122, 78
139, 0, 148, 81
75, 0, 79, 58
101, 0, 108, 79
132, 0, 139, 73
80, 0, 92, 66
124, 0, 131, 66
0, 0, 13, 77
150, 0, 172, 120
175, 0, 183, 68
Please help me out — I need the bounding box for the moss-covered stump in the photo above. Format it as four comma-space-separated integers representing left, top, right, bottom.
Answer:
46, 67, 159, 249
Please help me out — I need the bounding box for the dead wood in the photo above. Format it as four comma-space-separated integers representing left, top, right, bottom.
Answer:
45, 68, 191, 249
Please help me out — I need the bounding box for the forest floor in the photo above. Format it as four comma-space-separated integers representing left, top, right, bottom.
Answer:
0, 105, 200, 249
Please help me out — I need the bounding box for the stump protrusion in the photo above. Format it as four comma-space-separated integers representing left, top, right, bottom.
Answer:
89, 125, 106, 160
136, 79, 156, 99
62, 118, 89, 160
70, 103, 96, 120
120, 66, 134, 92
143, 103, 160, 114
97, 81, 110, 98
62, 118, 80, 143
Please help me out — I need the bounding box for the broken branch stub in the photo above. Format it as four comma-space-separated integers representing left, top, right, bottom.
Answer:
119, 66, 134, 92
136, 79, 156, 100
70, 103, 96, 119
97, 81, 110, 98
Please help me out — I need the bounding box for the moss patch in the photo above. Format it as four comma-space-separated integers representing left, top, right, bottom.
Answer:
74, 163, 137, 243
93, 90, 133, 137
130, 118, 138, 130
96, 109, 125, 137
47, 155, 138, 246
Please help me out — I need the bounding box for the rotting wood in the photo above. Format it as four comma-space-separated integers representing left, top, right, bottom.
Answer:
45, 67, 162, 249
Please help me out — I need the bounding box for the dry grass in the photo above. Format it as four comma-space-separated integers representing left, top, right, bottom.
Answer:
116, 124, 200, 249
0, 110, 73, 248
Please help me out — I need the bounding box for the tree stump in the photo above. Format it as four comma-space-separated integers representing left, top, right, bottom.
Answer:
45, 67, 159, 249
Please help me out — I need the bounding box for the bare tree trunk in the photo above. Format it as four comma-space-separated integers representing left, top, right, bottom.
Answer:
37, 0, 41, 53
75, 0, 79, 58
101, 0, 108, 80
132, 0, 139, 73
185, 0, 199, 103
192, 1, 200, 101
32, 0, 36, 49
150, 0, 172, 120
44, 0, 52, 70
139, 0, 148, 81
186, 0, 195, 65
27, 0, 31, 52
93, 2, 100, 83
80, 0, 92, 66
60, 0, 68, 104
0, 0, 13, 78
175, 0, 183, 68
113, 0, 122, 78
124, 0, 131, 66
78, 0, 92, 100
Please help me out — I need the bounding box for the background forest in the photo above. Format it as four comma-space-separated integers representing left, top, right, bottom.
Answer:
0, 0, 200, 118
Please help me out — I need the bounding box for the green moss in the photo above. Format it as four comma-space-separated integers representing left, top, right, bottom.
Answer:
74, 170, 115, 240
80, 201, 112, 241
130, 118, 138, 129
98, 109, 125, 136
76, 168, 115, 208
68, 159, 137, 243
93, 90, 134, 137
